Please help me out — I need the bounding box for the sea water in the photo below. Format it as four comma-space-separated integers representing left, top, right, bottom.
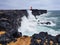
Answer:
18, 10, 60, 36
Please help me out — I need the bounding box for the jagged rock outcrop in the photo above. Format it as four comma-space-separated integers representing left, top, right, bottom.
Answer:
0, 9, 47, 28
31, 9, 47, 17
0, 9, 48, 45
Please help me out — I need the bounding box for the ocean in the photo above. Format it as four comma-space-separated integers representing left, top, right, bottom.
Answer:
18, 10, 60, 36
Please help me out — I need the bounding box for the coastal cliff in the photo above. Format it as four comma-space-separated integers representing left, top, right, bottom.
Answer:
1, 9, 60, 45
0, 9, 47, 35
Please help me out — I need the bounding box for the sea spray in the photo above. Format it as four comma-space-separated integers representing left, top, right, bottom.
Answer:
18, 10, 60, 36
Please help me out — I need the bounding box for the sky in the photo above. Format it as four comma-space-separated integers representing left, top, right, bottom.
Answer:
0, 0, 60, 10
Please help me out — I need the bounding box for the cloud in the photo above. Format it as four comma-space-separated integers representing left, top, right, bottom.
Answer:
0, 0, 60, 10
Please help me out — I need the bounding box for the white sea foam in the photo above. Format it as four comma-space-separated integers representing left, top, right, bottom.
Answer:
37, 20, 56, 26
18, 10, 60, 36
37, 26, 60, 36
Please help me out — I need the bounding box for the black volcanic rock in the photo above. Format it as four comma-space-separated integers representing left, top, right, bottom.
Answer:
30, 32, 60, 45
56, 34, 60, 43
31, 9, 47, 18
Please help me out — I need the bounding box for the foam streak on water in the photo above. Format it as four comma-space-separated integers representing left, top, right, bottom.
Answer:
18, 10, 60, 36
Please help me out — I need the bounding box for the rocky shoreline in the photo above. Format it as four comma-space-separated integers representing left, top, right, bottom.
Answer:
0, 31, 60, 45
0, 10, 60, 45
6, 32, 60, 45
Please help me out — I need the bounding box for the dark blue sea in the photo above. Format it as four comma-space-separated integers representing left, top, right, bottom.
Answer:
18, 10, 60, 36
